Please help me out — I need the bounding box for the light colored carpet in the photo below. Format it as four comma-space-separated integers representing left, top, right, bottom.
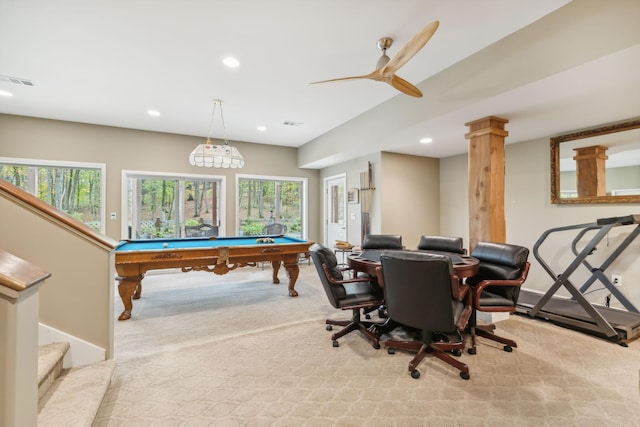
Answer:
95, 265, 640, 426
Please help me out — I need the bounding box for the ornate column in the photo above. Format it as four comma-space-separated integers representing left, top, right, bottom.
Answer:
465, 116, 509, 251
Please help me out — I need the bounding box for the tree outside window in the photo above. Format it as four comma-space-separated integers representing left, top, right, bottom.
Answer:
126, 174, 221, 239
237, 176, 305, 238
0, 160, 104, 232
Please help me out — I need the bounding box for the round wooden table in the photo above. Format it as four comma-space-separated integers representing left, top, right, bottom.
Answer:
347, 249, 479, 281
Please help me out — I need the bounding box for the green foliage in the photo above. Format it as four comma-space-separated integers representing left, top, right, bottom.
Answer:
289, 218, 301, 233
0, 163, 102, 227
237, 177, 303, 236
139, 179, 176, 221
241, 220, 265, 236
69, 211, 84, 221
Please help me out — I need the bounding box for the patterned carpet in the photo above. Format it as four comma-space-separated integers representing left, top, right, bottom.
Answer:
94, 265, 640, 426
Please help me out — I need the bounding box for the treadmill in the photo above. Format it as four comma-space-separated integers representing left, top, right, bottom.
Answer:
516, 214, 640, 346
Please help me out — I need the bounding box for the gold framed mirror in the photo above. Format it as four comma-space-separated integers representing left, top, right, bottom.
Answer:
551, 118, 640, 204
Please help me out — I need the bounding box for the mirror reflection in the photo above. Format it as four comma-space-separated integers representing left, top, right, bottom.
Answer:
551, 119, 640, 204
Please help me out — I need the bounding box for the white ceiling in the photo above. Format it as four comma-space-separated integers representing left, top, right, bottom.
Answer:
1, 0, 639, 167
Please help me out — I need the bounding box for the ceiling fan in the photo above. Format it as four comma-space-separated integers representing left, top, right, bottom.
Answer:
311, 21, 439, 98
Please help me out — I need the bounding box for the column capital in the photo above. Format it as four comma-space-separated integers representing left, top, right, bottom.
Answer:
465, 116, 509, 139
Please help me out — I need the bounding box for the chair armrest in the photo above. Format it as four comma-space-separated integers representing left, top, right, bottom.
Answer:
454, 275, 473, 329
450, 274, 469, 301
472, 262, 530, 307
456, 304, 473, 331
375, 266, 384, 287
322, 264, 372, 285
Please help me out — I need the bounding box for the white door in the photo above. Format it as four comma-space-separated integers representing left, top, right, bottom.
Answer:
325, 174, 347, 247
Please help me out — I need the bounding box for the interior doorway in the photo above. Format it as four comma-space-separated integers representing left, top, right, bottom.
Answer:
324, 174, 347, 247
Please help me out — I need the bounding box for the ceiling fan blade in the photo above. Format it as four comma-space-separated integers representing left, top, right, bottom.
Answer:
384, 20, 439, 74
310, 70, 379, 85
387, 74, 423, 98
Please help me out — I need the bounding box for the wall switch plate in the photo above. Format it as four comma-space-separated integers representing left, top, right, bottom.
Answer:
612, 274, 622, 287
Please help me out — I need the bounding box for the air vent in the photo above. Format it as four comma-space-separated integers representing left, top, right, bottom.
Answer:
0, 74, 34, 86
283, 121, 303, 127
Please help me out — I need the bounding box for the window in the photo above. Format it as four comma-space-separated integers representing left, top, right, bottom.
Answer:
237, 175, 307, 238
123, 171, 224, 239
0, 158, 105, 232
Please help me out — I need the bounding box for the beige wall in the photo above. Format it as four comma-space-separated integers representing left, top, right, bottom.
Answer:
0, 114, 321, 243
439, 153, 469, 244
440, 135, 640, 310
0, 192, 115, 355
319, 151, 440, 249
380, 152, 440, 248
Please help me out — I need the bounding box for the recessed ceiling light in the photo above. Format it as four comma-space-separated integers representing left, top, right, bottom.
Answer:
257, 125, 267, 132
223, 57, 240, 68
147, 109, 161, 117
419, 137, 433, 144
0, 90, 13, 97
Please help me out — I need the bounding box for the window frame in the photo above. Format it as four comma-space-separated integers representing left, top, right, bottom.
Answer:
235, 173, 308, 239
0, 156, 107, 233
121, 169, 226, 239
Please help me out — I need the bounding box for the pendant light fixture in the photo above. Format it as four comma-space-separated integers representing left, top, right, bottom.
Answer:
189, 99, 244, 168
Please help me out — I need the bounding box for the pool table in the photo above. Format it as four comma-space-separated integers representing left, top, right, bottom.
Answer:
114, 236, 313, 320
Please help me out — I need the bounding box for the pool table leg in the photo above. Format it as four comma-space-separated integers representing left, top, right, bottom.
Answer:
282, 260, 300, 297
270, 261, 281, 284
117, 276, 143, 321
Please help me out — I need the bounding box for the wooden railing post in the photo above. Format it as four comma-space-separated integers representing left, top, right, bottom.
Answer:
0, 250, 51, 427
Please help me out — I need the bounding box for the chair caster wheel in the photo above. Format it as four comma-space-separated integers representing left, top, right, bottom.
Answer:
387, 348, 395, 355
410, 370, 420, 379
365, 314, 371, 320
332, 340, 339, 347
452, 349, 462, 357
373, 342, 380, 350
503, 345, 513, 352
460, 372, 470, 380
326, 325, 333, 331
467, 348, 476, 355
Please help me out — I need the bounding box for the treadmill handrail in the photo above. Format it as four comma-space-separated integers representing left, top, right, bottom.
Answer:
532, 222, 594, 282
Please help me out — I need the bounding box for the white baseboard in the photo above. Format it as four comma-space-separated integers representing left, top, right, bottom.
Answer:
39, 323, 106, 368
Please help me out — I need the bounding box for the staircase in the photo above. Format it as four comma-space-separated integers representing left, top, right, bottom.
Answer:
37, 342, 115, 426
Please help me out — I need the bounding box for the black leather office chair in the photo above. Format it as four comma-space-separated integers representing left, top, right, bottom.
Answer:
465, 241, 530, 354
417, 235, 468, 302
417, 235, 466, 254
361, 234, 403, 250
310, 243, 384, 349
380, 251, 472, 380
358, 234, 402, 318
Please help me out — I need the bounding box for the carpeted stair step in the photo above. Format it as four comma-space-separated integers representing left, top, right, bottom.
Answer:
38, 342, 70, 401
38, 359, 116, 427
